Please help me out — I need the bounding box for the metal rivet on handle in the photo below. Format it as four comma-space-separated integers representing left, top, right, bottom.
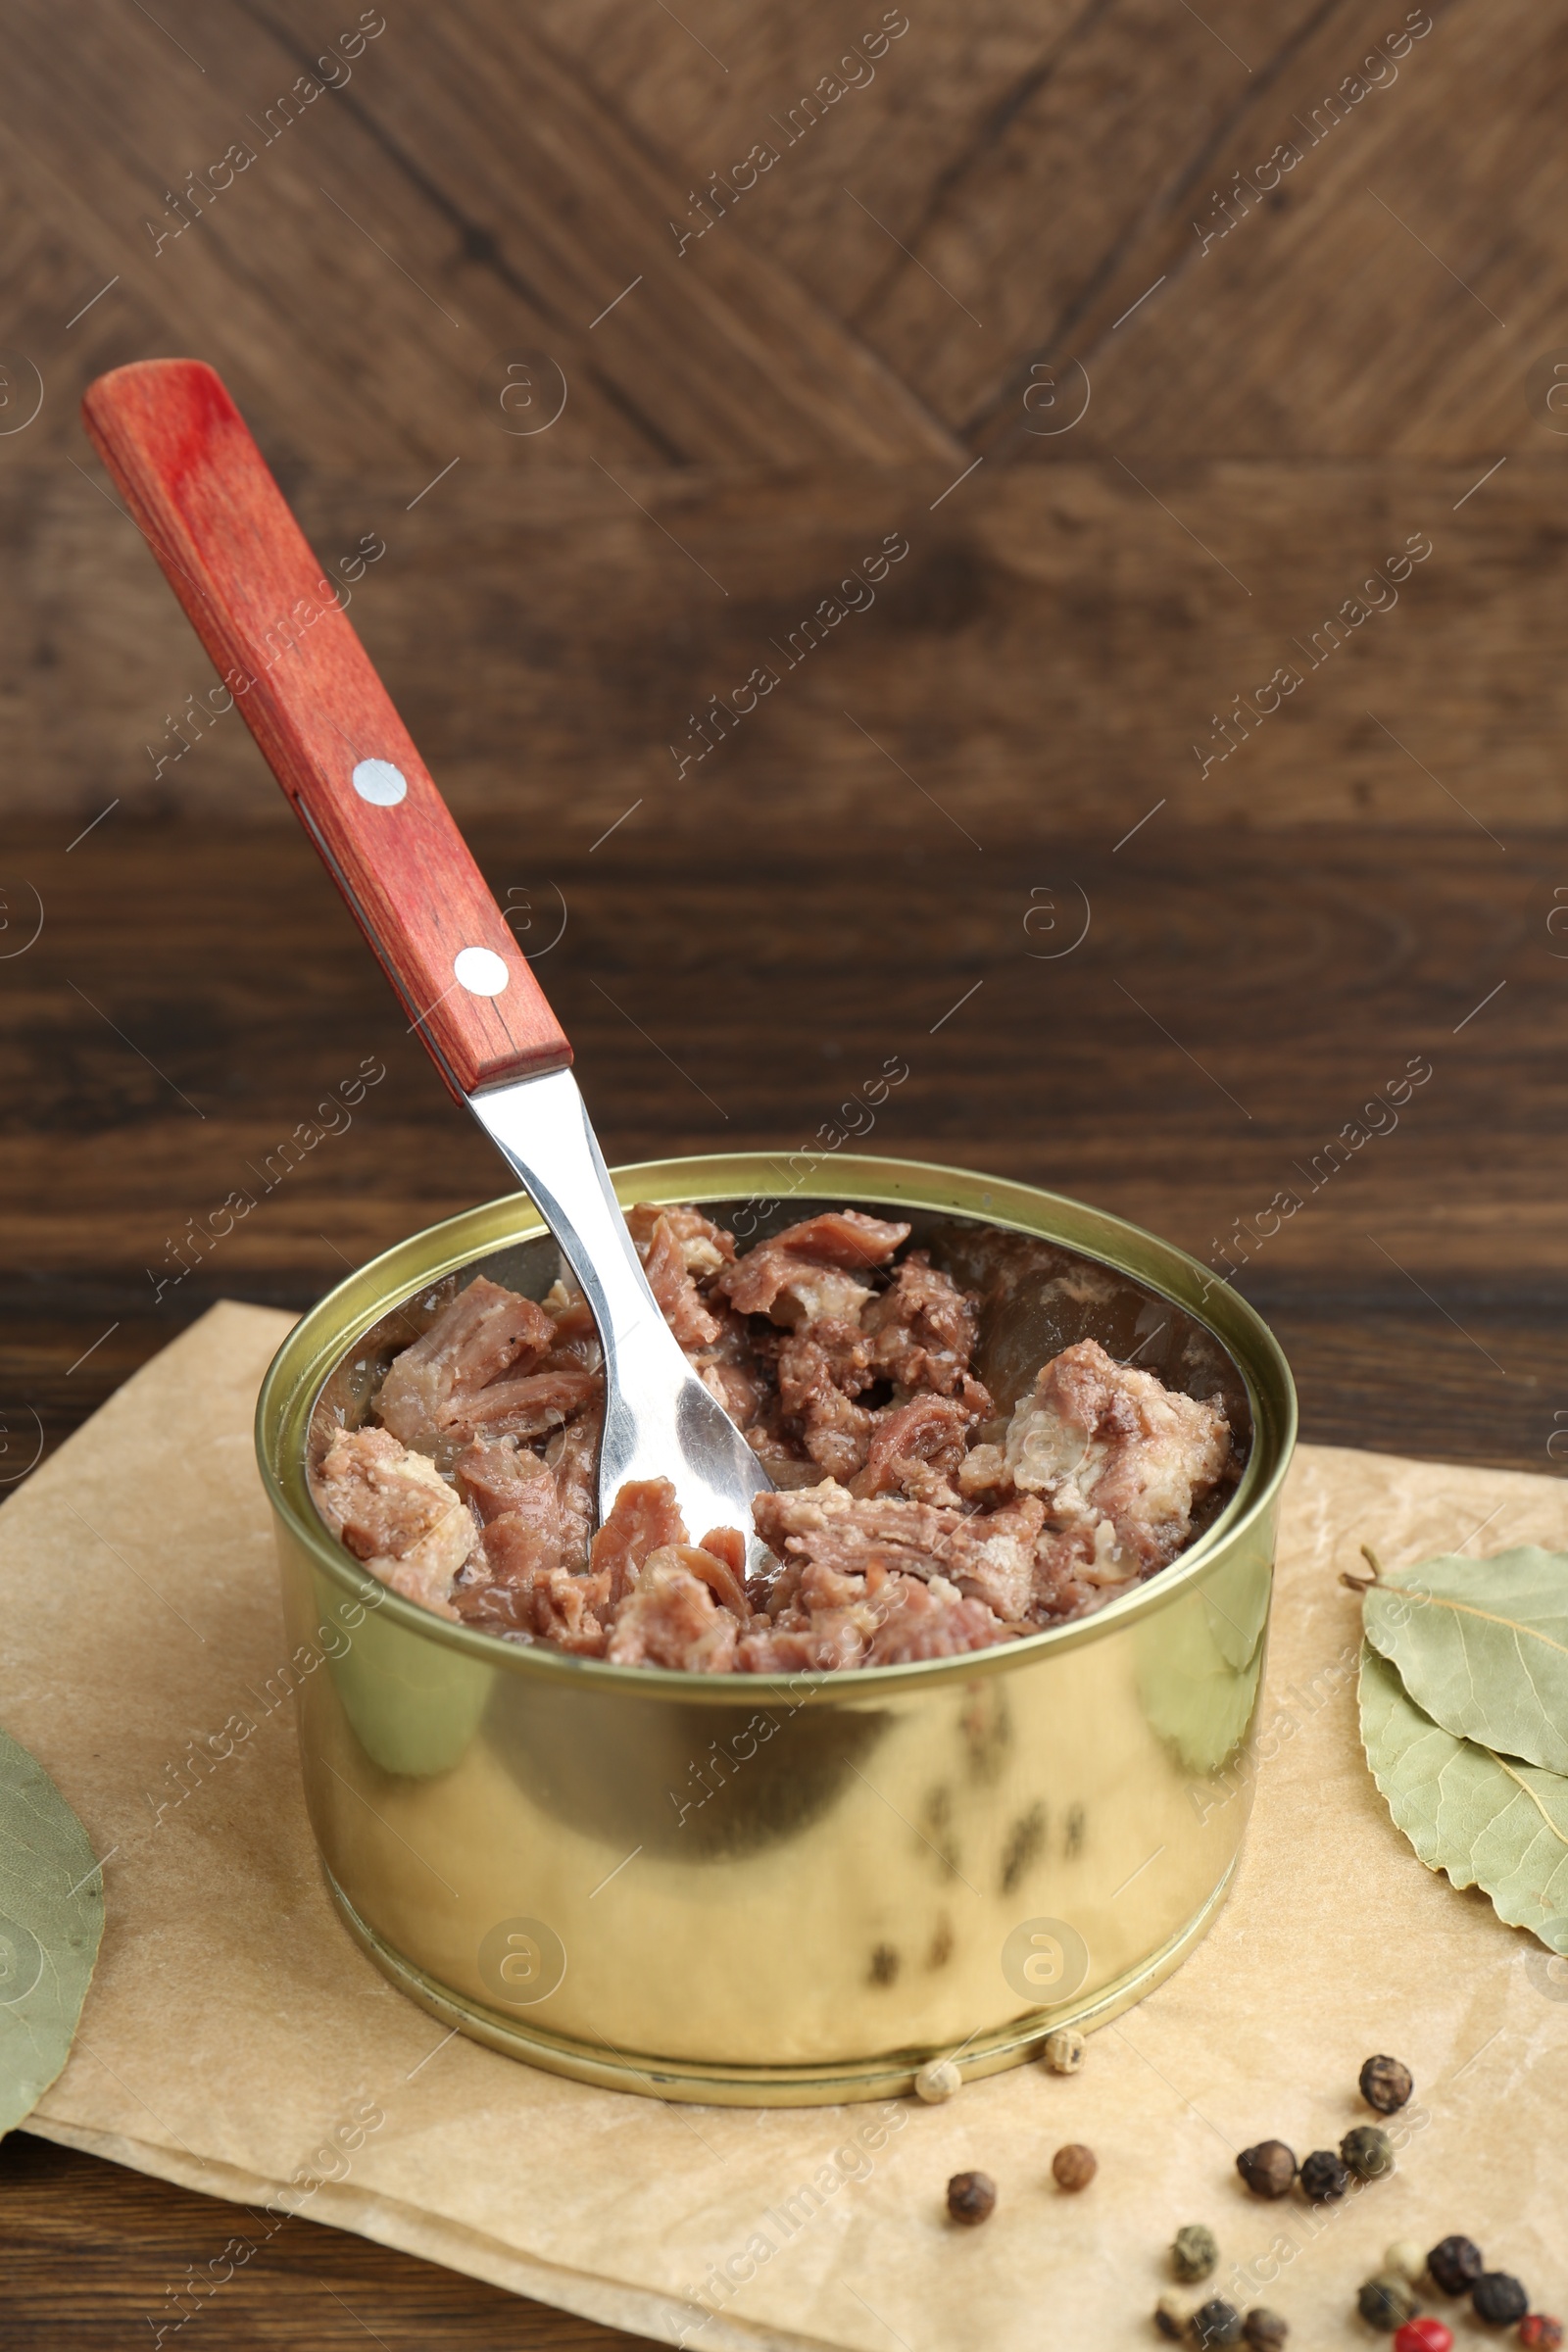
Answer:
352, 759, 408, 806
454, 946, 510, 997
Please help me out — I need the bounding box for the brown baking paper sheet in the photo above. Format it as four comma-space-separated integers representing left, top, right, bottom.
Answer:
5, 1301, 1566, 2348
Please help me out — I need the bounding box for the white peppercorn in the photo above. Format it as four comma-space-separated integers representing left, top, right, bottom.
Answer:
1043, 2028, 1086, 2074
914, 2058, 962, 2103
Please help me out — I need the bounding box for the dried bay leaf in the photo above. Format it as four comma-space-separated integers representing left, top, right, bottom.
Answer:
1358, 1643, 1568, 1952
0, 1722, 104, 2135
1364, 1545, 1568, 1774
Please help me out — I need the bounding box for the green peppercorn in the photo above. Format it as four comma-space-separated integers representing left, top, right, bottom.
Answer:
1299, 2148, 1349, 2202
1472, 2275, 1529, 2328
1359, 2054, 1414, 2114
1358, 2274, 1419, 2330
1427, 2237, 1484, 2296
1341, 2124, 1395, 2180
1191, 2298, 1244, 2349
1242, 2309, 1288, 2350
1172, 2225, 1219, 2283
1236, 2141, 1297, 2198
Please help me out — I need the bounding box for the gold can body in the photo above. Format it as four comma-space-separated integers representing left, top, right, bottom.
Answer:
258, 1155, 1295, 2104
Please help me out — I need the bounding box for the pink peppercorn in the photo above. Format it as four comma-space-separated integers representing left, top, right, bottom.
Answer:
1394, 2324, 1452, 2352
1519, 2323, 1564, 2352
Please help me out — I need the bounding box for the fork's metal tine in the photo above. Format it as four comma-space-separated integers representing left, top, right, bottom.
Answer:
469, 1069, 773, 1558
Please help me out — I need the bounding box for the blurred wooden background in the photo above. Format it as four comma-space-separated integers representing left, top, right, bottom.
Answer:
3, 0, 1567, 2340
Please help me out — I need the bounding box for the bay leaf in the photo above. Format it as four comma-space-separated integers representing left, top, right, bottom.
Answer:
0, 1722, 104, 2135
1363, 1545, 1568, 1773
1358, 1643, 1568, 1953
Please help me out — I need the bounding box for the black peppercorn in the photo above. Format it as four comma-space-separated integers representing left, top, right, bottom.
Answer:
1340, 2124, 1394, 2180
1428, 2237, 1485, 2296
1472, 2275, 1530, 2328
1357, 2274, 1418, 2330
1358, 2054, 1414, 2114
1154, 2296, 1190, 2340
1242, 2309, 1288, 2350
1192, 2298, 1244, 2349
1236, 2141, 1296, 2198
946, 2170, 995, 2226
1298, 2148, 1349, 2202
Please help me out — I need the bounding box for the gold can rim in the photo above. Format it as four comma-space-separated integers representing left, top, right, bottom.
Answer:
256, 1151, 1298, 1703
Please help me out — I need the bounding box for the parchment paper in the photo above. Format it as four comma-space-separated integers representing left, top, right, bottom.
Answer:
5, 1302, 1564, 2347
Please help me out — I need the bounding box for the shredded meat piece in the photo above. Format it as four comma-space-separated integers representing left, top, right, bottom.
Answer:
538, 1281, 603, 1373
458, 1561, 612, 1652
336, 1201, 1237, 1671
626, 1201, 735, 1278
547, 1404, 600, 1568
745, 1431, 838, 1491
642, 1216, 722, 1348
450, 1442, 564, 1597
864, 1573, 1008, 1665
793, 1378, 878, 1479
943, 1495, 1049, 1621
755, 1484, 957, 1581
589, 1477, 688, 1608
736, 1625, 856, 1673
956, 1443, 1012, 1503
769, 1323, 877, 1476
737, 1557, 880, 1672
1029, 1524, 1134, 1622
666, 1541, 751, 1620
851, 1394, 977, 1500
699, 1356, 770, 1428
436, 1367, 602, 1446
315, 1426, 478, 1618
776, 1322, 875, 1407
1004, 1339, 1231, 1570
532, 1569, 612, 1653
755, 1483, 1048, 1621
482, 1508, 564, 1585
376, 1277, 557, 1450
318, 1426, 454, 1556
864, 1251, 989, 1407
697, 1525, 748, 1582
628, 1202, 736, 1351
714, 1210, 909, 1325
608, 1551, 740, 1671
453, 1435, 548, 1525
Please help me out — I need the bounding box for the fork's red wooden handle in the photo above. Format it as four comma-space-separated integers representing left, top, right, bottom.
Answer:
81, 359, 570, 1098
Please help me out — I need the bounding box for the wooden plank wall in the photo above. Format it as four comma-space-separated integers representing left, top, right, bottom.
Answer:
0, 0, 1563, 838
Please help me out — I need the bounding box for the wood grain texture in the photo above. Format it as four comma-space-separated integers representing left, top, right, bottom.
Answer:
0, 0, 956, 472
0, 2129, 646, 2348
7, 459, 1566, 830
83, 360, 572, 1092
5, 818, 1565, 1466
3, 0, 1567, 2335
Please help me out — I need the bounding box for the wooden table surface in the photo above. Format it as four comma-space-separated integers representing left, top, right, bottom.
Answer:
2, 0, 1565, 2338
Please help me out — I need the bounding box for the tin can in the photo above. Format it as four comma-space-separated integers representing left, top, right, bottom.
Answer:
256, 1153, 1295, 2105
